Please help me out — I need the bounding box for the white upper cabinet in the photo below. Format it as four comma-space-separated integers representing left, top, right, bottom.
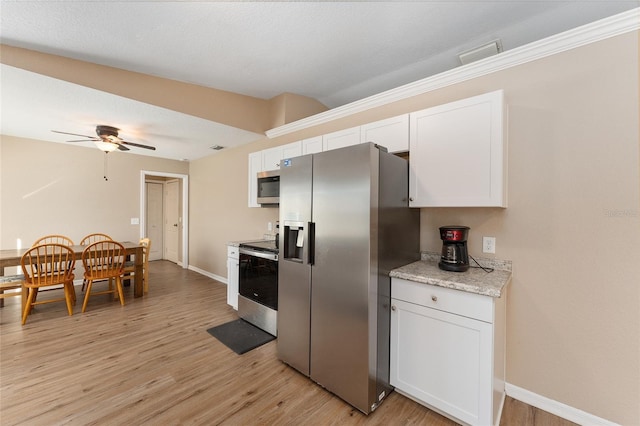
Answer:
409, 90, 507, 207
360, 114, 409, 153
262, 146, 284, 172
248, 151, 262, 208
302, 136, 323, 155
248, 141, 303, 207
261, 141, 303, 172
322, 126, 361, 151
281, 140, 303, 160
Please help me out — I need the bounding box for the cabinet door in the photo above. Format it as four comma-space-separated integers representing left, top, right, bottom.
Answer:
262, 141, 303, 171
409, 90, 506, 207
262, 146, 283, 172
391, 298, 493, 426
361, 114, 409, 153
281, 141, 302, 160
226, 256, 239, 310
248, 151, 262, 208
322, 126, 361, 151
302, 136, 323, 155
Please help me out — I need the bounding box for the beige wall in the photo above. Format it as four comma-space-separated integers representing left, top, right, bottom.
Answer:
1, 32, 638, 425
189, 32, 639, 424
189, 142, 279, 273
0, 136, 189, 253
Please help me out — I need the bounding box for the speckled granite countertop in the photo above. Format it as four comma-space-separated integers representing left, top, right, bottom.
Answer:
228, 234, 277, 247
390, 253, 511, 298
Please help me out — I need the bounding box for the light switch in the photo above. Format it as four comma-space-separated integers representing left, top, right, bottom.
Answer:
131, 218, 140, 225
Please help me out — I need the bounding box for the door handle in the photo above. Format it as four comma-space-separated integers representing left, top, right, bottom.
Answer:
308, 222, 315, 265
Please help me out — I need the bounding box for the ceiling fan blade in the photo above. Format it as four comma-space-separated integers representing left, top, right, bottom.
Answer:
52, 130, 95, 139
117, 144, 130, 151
122, 140, 156, 150
66, 139, 98, 143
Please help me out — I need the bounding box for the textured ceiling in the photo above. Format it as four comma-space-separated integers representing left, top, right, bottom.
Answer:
1, 1, 638, 160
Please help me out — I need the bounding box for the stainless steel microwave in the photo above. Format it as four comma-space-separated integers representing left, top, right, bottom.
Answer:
257, 169, 280, 205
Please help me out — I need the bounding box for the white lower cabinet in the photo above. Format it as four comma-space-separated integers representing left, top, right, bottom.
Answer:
391, 278, 506, 426
226, 246, 239, 310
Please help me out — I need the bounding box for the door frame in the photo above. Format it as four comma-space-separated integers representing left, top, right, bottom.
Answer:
140, 170, 189, 269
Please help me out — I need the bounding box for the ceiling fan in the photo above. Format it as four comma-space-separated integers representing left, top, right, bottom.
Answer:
52, 125, 156, 152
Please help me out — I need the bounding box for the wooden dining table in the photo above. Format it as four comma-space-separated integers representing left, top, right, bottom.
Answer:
0, 241, 145, 311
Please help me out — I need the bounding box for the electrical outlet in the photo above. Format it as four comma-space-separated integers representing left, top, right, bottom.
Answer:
483, 236, 496, 254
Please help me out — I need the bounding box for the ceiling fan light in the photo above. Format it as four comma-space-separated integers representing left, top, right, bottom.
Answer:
94, 141, 119, 152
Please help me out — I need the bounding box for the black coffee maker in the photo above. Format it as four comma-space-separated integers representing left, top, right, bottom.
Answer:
438, 226, 470, 272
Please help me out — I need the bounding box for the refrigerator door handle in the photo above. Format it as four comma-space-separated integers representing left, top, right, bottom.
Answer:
308, 222, 315, 265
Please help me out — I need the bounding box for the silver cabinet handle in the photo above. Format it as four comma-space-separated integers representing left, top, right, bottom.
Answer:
391, 305, 396, 311
431, 295, 438, 302
409, 197, 414, 202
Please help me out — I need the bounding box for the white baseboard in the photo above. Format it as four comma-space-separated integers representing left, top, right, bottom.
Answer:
187, 265, 227, 284
505, 383, 619, 426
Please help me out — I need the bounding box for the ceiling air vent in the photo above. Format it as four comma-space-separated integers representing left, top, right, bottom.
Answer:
458, 39, 503, 65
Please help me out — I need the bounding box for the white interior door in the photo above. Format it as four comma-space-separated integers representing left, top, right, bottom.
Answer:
146, 182, 164, 261
164, 180, 179, 263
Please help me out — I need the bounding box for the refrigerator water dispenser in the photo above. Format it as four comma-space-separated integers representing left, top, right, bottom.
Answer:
283, 221, 305, 262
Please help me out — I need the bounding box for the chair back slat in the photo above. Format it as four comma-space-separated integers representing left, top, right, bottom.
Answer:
32, 235, 74, 247
21, 244, 75, 286
139, 238, 151, 262
80, 233, 113, 246
82, 241, 125, 279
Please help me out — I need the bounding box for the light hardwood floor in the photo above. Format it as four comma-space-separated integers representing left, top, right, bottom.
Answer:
0, 261, 576, 425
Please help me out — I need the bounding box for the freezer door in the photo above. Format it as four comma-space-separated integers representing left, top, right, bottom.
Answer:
310, 143, 379, 414
277, 154, 313, 376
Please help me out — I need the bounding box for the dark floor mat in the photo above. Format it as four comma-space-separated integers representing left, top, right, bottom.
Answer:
206, 319, 275, 355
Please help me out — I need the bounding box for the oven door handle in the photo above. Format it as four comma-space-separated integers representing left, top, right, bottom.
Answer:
238, 248, 278, 261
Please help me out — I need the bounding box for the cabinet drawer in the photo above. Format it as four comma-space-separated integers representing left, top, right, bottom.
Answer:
392, 278, 493, 323
227, 245, 239, 260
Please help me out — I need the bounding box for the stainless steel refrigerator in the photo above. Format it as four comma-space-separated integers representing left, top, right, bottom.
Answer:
277, 142, 420, 414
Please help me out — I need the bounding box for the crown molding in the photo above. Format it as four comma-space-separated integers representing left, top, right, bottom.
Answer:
266, 7, 640, 139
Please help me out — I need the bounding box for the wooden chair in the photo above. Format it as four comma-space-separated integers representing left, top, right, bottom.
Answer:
0, 274, 25, 308
20, 244, 76, 325
81, 241, 126, 313
80, 233, 112, 246
30, 235, 77, 304
123, 238, 151, 293
32, 235, 74, 247
80, 233, 113, 290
